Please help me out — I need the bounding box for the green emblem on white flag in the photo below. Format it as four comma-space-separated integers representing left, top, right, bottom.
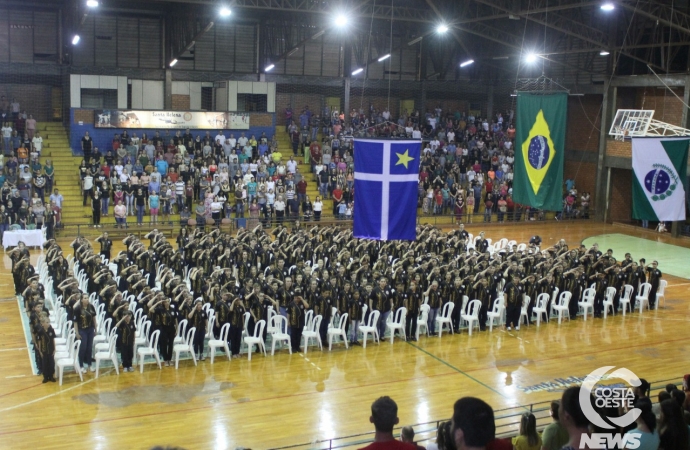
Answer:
632, 138, 688, 221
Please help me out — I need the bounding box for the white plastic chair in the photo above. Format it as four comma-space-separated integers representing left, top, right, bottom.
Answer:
55, 328, 76, 357
57, 340, 83, 386
133, 320, 151, 363
578, 288, 595, 321
635, 283, 652, 313
549, 287, 560, 317
54, 320, 73, 346
461, 300, 481, 336
359, 310, 380, 348
619, 284, 635, 316
92, 317, 111, 350
241, 312, 251, 341
327, 313, 349, 350
209, 323, 231, 363
303, 310, 314, 335
205, 313, 216, 340
174, 327, 197, 369
94, 334, 119, 378
603, 287, 617, 319
138, 329, 162, 373
519, 295, 531, 326
532, 293, 550, 326
266, 307, 277, 335
173, 319, 188, 345
552, 291, 572, 324
302, 315, 323, 354
244, 319, 266, 360
486, 297, 504, 331
416, 304, 430, 340
656, 280, 667, 309
435, 302, 455, 337
386, 307, 407, 343
270, 316, 291, 355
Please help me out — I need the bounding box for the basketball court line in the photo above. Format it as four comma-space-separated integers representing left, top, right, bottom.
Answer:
405, 341, 526, 409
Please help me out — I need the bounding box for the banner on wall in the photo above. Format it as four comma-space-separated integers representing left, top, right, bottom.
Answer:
93, 110, 250, 130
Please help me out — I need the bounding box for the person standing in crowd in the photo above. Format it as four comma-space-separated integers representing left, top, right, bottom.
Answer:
36, 317, 57, 383
114, 310, 137, 372
359, 397, 416, 450
540, 401, 569, 450
73, 293, 97, 373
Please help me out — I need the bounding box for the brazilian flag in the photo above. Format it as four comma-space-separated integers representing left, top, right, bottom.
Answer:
514, 93, 567, 211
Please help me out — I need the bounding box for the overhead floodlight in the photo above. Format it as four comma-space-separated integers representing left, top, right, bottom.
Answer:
437, 24, 449, 33
72, 35, 80, 45
219, 6, 232, 17
86, 0, 99, 7
600, 3, 615, 11
460, 59, 474, 68
525, 52, 538, 63
169, 59, 178, 67
334, 13, 348, 28
599, 50, 610, 56
378, 54, 390, 62
352, 68, 364, 75
265, 64, 275, 72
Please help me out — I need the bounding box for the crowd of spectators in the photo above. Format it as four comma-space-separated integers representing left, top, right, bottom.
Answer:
77, 127, 354, 228
0, 98, 61, 240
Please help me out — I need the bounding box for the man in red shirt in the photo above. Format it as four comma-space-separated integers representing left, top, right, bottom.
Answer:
296, 178, 307, 205
359, 397, 416, 450
309, 140, 322, 171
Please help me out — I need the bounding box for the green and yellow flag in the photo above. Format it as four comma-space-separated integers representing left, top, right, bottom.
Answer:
514, 93, 567, 211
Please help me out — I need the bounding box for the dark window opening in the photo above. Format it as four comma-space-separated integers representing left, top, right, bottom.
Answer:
237, 94, 267, 112
81, 89, 118, 109
201, 87, 213, 111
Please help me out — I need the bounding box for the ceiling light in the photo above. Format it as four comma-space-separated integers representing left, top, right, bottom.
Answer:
352, 68, 364, 75
219, 6, 232, 17
86, 0, 99, 7
408, 36, 423, 46
600, 3, 615, 11
169, 59, 178, 67
378, 54, 390, 62
72, 35, 80, 45
525, 52, 538, 63
599, 50, 610, 56
265, 64, 275, 72
460, 59, 474, 68
334, 14, 348, 28
437, 24, 449, 33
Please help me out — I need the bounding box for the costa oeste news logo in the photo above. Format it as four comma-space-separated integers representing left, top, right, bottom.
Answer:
578, 366, 642, 449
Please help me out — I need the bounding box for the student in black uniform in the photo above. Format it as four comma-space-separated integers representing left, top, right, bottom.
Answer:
229, 296, 246, 358
95, 232, 113, 262
73, 293, 98, 373
36, 317, 57, 383
288, 290, 308, 353
646, 261, 662, 309
114, 310, 136, 372
188, 299, 208, 361
503, 275, 523, 331
91, 190, 102, 227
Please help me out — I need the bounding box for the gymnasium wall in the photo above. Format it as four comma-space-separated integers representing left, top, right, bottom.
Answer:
564, 94, 602, 205
69, 109, 276, 156
610, 168, 633, 222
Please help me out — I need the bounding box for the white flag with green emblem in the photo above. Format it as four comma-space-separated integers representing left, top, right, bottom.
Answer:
632, 137, 688, 221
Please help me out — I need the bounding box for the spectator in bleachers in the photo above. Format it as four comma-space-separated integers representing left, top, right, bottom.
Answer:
540, 400, 569, 450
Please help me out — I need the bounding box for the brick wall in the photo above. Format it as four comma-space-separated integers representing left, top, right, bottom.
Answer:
606, 138, 631, 158
565, 160, 597, 203
610, 168, 633, 221
427, 99, 469, 117
0, 83, 54, 122
275, 93, 324, 127
636, 87, 684, 126
566, 94, 602, 152
172, 95, 190, 110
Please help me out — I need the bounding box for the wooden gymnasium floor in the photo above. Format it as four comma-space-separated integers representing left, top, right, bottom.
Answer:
0, 222, 689, 450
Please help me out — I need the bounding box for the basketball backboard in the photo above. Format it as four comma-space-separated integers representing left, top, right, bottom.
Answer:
609, 110, 654, 140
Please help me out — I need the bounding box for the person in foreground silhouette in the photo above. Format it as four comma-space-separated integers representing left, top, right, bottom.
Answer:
359, 396, 416, 450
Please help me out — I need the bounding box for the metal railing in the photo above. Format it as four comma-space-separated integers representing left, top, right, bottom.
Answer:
267, 377, 679, 450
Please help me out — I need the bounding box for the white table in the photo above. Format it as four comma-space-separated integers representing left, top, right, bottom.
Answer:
3, 229, 45, 249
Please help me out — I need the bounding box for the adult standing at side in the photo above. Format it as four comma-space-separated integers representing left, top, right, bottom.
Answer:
73, 293, 97, 373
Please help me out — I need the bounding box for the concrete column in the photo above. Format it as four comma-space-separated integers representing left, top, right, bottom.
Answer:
164, 69, 172, 110
343, 77, 351, 120
672, 75, 690, 237
595, 81, 612, 221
